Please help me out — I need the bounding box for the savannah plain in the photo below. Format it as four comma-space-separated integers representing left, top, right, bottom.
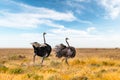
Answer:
0, 48, 120, 80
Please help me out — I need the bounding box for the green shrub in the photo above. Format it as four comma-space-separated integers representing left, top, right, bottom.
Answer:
26, 73, 44, 80
47, 75, 61, 80
50, 61, 60, 67
100, 69, 107, 73
0, 60, 7, 64
9, 68, 24, 74
102, 61, 115, 66
8, 55, 25, 60
0, 64, 8, 73
90, 63, 101, 67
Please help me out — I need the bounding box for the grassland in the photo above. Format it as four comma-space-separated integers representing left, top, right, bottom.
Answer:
0, 48, 120, 80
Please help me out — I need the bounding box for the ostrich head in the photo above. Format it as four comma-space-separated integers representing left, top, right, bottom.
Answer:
65, 37, 69, 41
43, 32, 46, 35
65, 37, 70, 47
31, 42, 41, 47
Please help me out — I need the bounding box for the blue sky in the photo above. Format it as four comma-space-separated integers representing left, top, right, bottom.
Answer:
0, 0, 120, 48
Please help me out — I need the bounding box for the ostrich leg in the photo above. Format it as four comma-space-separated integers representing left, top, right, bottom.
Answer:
65, 57, 69, 65
41, 57, 45, 65
33, 54, 36, 63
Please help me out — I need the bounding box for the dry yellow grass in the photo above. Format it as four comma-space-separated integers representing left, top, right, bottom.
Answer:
0, 48, 120, 80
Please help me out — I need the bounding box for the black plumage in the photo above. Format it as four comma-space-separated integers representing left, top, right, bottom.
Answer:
31, 32, 52, 65
55, 38, 76, 65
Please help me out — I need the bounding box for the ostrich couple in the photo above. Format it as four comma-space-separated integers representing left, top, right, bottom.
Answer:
31, 32, 76, 65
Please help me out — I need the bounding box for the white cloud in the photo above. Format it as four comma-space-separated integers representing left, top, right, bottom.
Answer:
0, 27, 96, 48
0, 0, 93, 29
77, 19, 93, 25
49, 27, 97, 44
0, 26, 120, 48
87, 27, 96, 32
0, 1, 76, 28
99, 0, 120, 19
15, 27, 120, 48
66, 0, 84, 14
66, 0, 93, 24
46, 27, 120, 48
0, 12, 39, 28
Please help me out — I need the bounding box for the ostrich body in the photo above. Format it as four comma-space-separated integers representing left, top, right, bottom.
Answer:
31, 32, 52, 65
55, 38, 76, 65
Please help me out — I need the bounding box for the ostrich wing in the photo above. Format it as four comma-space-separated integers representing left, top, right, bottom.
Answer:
67, 49, 73, 56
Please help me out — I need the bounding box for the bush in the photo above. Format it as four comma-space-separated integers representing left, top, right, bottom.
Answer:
102, 61, 115, 66
90, 63, 101, 67
26, 73, 44, 80
0, 64, 8, 73
9, 68, 24, 74
50, 61, 60, 67
47, 75, 61, 80
0, 60, 7, 64
8, 55, 26, 60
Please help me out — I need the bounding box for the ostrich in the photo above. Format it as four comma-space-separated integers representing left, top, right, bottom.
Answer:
31, 32, 52, 65
55, 38, 76, 65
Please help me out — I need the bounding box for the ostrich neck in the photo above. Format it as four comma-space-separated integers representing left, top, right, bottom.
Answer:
66, 40, 70, 47
43, 34, 46, 43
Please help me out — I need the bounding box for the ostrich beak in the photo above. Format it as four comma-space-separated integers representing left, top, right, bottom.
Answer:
43, 32, 46, 35
65, 37, 69, 40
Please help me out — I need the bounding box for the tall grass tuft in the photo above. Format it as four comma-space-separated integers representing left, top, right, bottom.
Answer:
50, 61, 60, 68
47, 75, 62, 80
102, 61, 115, 66
0, 64, 8, 73
9, 68, 24, 74
8, 55, 26, 60
26, 73, 44, 80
